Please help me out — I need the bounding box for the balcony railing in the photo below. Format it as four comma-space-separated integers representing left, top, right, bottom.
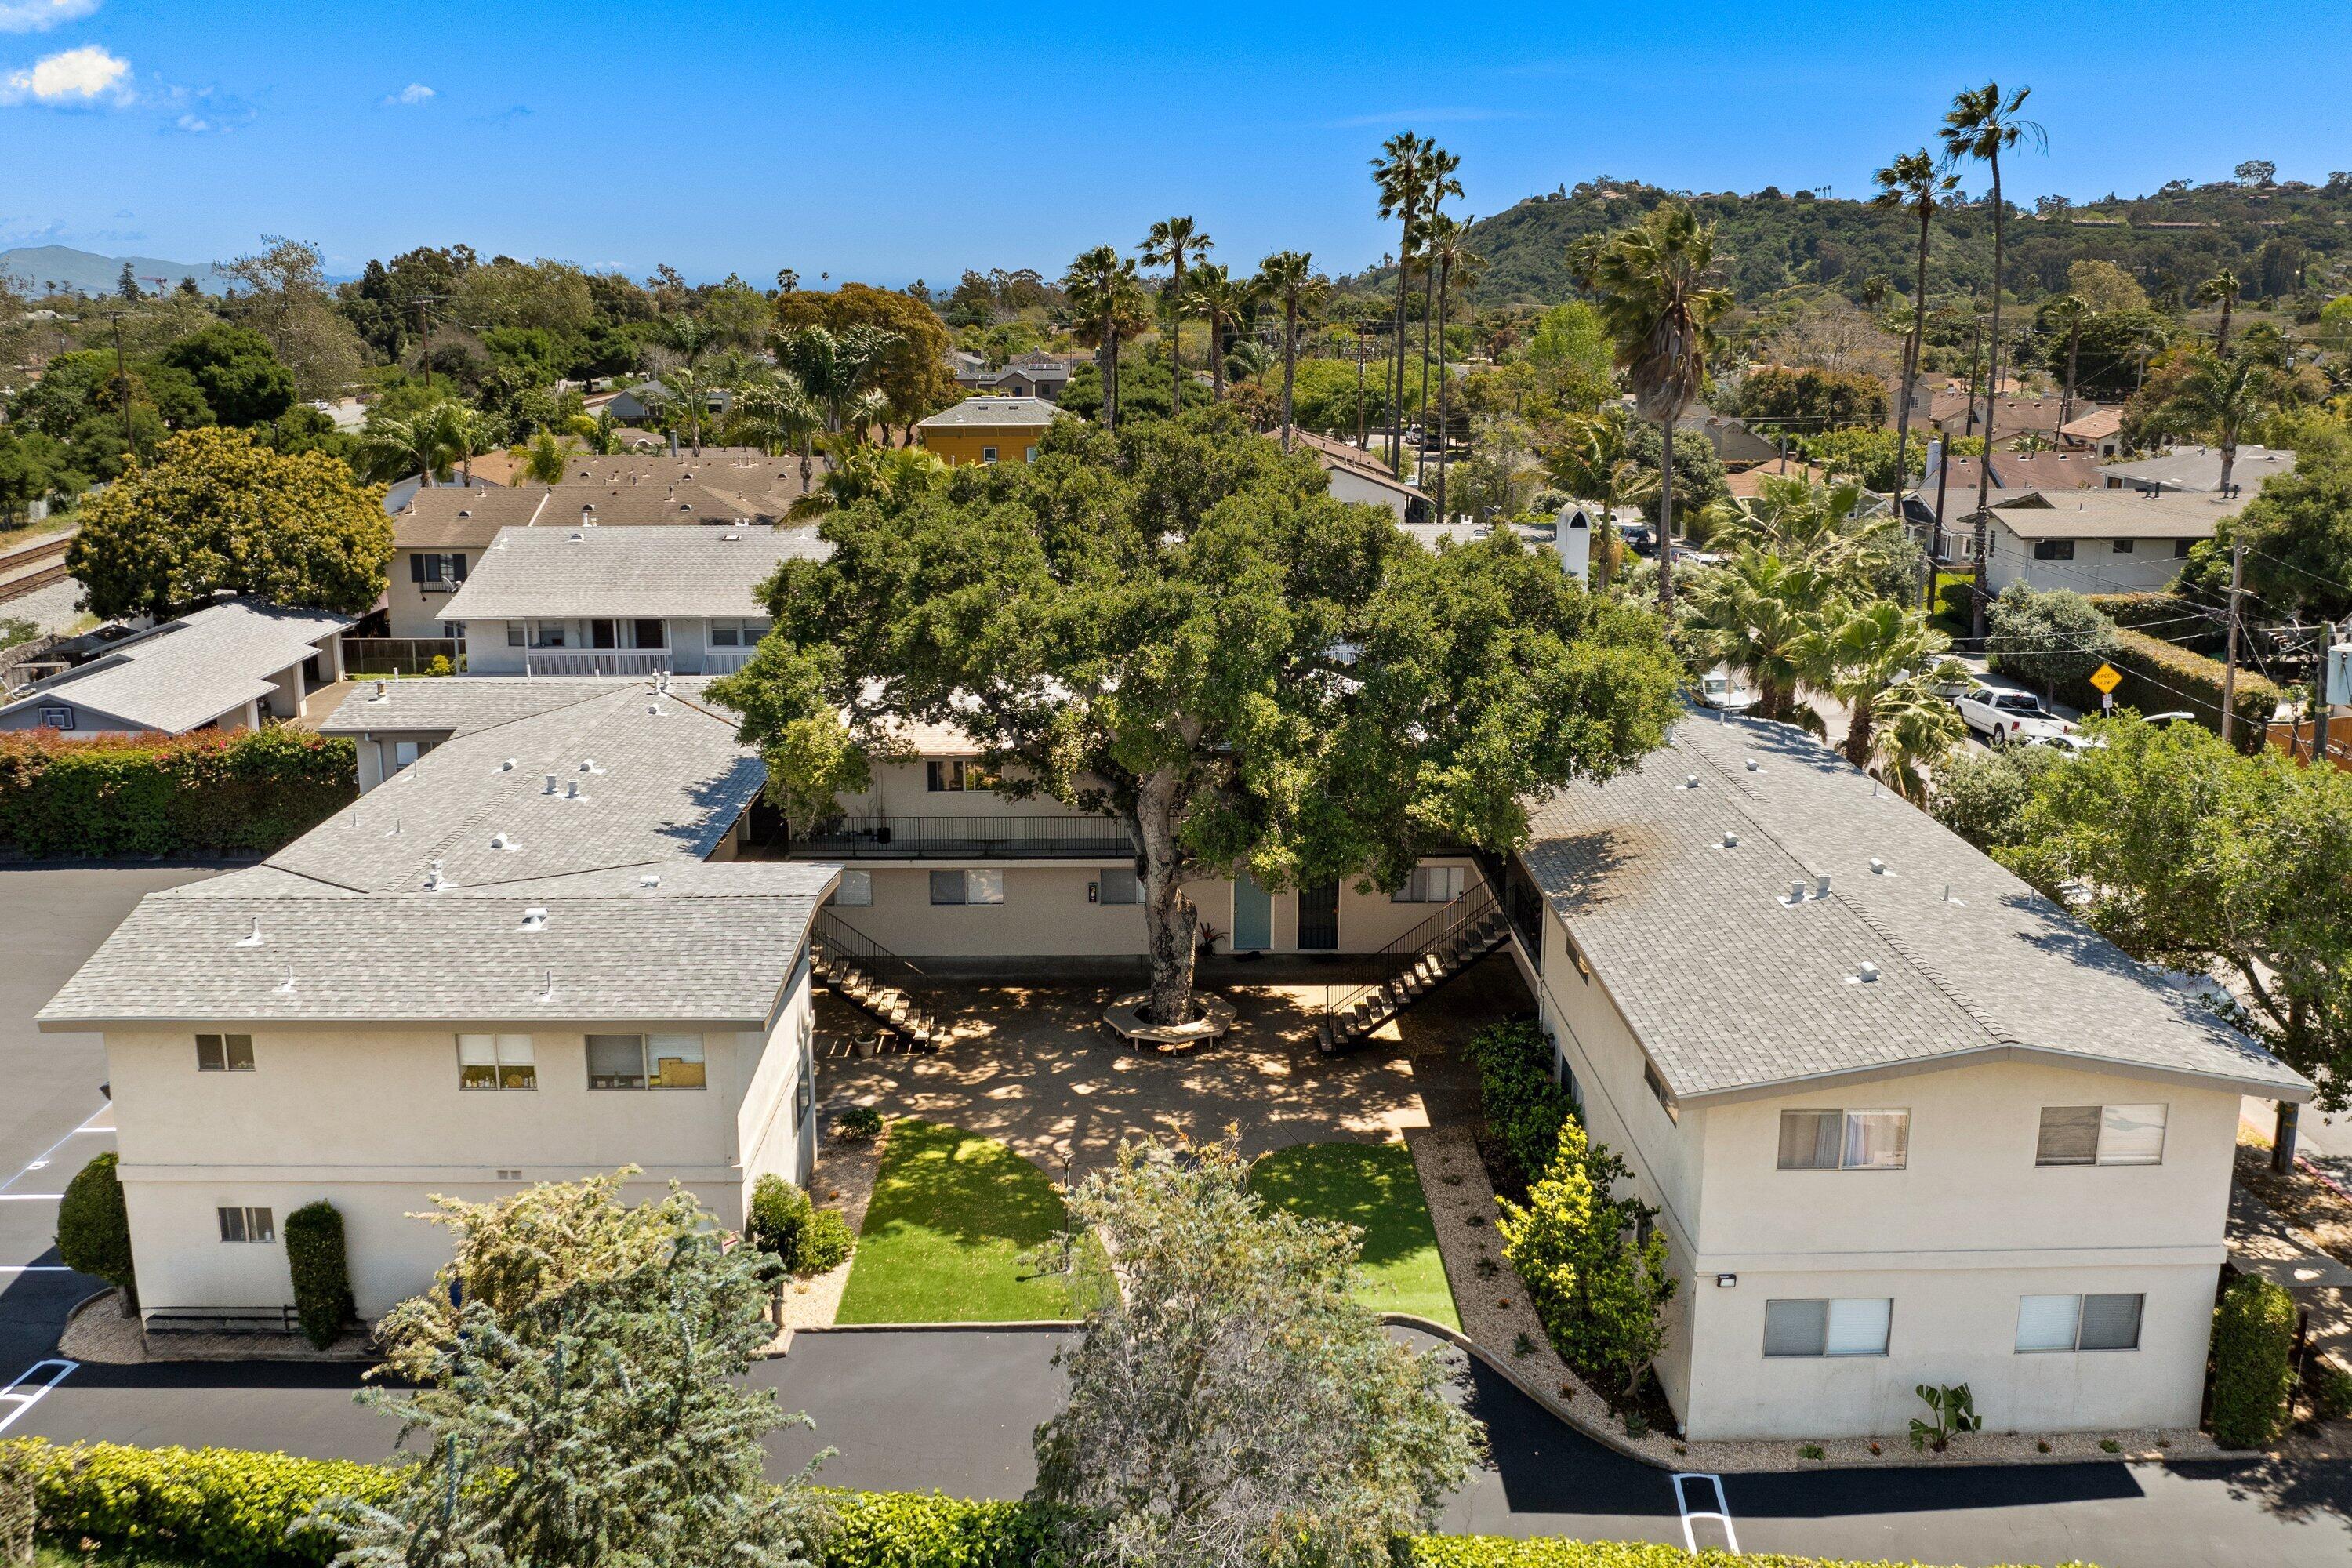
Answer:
789, 814, 1134, 860
526, 648, 672, 677
702, 645, 757, 674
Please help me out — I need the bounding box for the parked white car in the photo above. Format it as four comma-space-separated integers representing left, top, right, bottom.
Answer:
1954, 686, 2078, 747
2031, 731, 2107, 755
1693, 663, 1760, 713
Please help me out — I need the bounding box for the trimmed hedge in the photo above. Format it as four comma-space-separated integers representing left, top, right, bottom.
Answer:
0, 727, 355, 858
0, 1439, 2067, 1568
2085, 592, 2226, 654
54, 1152, 135, 1310
282, 1202, 352, 1352
2063, 627, 2278, 752
2211, 1275, 2297, 1448
1461, 1020, 1574, 1199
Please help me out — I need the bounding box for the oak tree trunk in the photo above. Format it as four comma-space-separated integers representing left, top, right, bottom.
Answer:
1130, 775, 1198, 1026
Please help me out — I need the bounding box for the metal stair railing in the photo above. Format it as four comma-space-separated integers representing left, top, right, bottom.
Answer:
812, 907, 929, 980
1322, 881, 1501, 1021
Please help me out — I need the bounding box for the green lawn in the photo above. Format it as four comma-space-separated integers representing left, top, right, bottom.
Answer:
833, 1119, 1076, 1323
1251, 1142, 1461, 1330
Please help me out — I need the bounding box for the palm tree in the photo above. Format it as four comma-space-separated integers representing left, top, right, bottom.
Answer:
514, 428, 572, 485
771, 325, 903, 435
1588, 201, 1732, 619
1864, 677, 1970, 802
2198, 269, 2241, 358
1704, 474, 1909, 593
1425, 216, 1482, 521
445, 405, 495, 485
358, 406, 461, 490
1182, 263, 1264, 402
1541, 407, 1657, 589
1139, 216, 1211, 405
786, 438, 948, 521
1415, 147, 1464, 465
1372, 132, 1437, 478
1682, 550, 1835, 726
1802, 598, 1958, 771
567, 408, 625, 455
734, 372, 822, 459
1256, 250, 1327, 450
2155, 350, 2283, 495
1940, 82, 2046, 640
1871, 151, 1958, 527
2045, 293, 2094, 437
1063, 245, 1145, 430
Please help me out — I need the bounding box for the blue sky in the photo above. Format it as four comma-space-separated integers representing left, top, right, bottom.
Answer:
5, 0, 2349, 285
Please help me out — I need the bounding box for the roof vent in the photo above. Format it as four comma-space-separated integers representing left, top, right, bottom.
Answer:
568, 530, 586, 542
565, 779, 582, 800
237, 917, 264, 947
539, 967, 555, 1002
1744, 757, 1759, 772
646, 701, 662, 716
386, 816, 403, 837
1721, 830, 1739, 848
542, 773, 557, 795
456, 508, 472, 518
1683, 773, 1700, 789
372, 678, 388, 699
426, 858, 448, 891
1816, 872, 1832, 898
499, 757, 516, 771
1854, 961, 1881, 984
579, 758, 599, 773
521, 906, 547, 931
276, 961, 296, 996
491, 831, 512, 850
1869, 857, 1886, 875
720, 530, 740, 541
1785, 880, 1809, 906
639, 872, 660, 889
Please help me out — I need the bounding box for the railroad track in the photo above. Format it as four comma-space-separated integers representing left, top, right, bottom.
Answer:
0, 532, 74, 606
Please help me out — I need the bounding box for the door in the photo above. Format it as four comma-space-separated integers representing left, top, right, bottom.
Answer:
1298, 881, 1339, 951
1232, 875, 1272, 951
590, 619, 618, 649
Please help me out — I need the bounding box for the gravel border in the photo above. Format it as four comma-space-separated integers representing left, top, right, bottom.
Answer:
757, 1113, 892, 1352
58, 1288, 373, 1364
1403, 1123, 2224, 1472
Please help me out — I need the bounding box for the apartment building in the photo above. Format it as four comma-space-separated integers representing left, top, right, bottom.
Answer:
1497, 710, 2307, 1439
39, 678, 832, 1326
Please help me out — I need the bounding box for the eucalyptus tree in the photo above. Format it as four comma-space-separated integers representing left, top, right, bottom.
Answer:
1256, 250, 1327, 449
1588, 202, 1732, 619
1940, 81, 2046, 638
1372, 132, 1437, 478
1064, 245, 1147, 429
1871, 150, 1958, 520
1140, 216, 1212, 400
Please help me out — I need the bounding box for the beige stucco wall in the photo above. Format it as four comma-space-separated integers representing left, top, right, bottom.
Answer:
387, 548, 468, 640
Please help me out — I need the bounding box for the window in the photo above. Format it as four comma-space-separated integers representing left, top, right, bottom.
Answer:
2036, 1104, 2166, 1167
833, 869, 872, 907
1097, 867, 1141, 905
390, 740, 422, 772
925, 759, 1000, 792
708, 617, 771, 648
1643, 1060, 1678, 1123
38, 706, 74, 730
2016, 1293, 2143, 1352
506, 621, 526, 648
457, 1033, 536, 1091
1778, 1109, 1910, 1171
586, 1033, 706, 1090
196, 1033, 255, 1073
2174, 538, 2195, 559
1392, 864, 1466, 903
1763, 1298, 1891, 1357
930, 869, 1005, 906
2111, 538, 2135, 554
794, 1044, 814, 1129
217, 1205, 275, 1243
2031, 539, 2076, 561
981, 446, 999, 464
535, 621, 566, 648
409, 552, 467, 589
1025, 446, 1039, 463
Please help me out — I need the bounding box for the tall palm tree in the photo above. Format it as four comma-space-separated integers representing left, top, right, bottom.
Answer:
1541, 406, 1657, 589
2045, 292, 2094, 437
1372, 132, 1437, 478
2156, 350, 2283, 495
1801, 597, 1958, 771
734, 372, 822, 459
1588, 201, 1732, 619
1864, 677, 1970, 802
771, 325, 902, 435
1871, 151, 1958, 528
1415, 147, 1464, 467
1255, 251, 1327, 449
1940, 82, 2046, 640
1139, 217, 1211, 407
2198, 268, 2241, 358
1425, 215, 1482, 521
1682, 550, 1835, 726
786, 438, 948, 521
1063, 245, 1145, 430
1182, 263, 1265, 402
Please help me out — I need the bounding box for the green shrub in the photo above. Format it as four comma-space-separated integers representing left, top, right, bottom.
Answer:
1461, 1020, 1573, 1196
53, 1152, 134, 1311
2086, 592, 2225, 652
797, 1210, 855, 1274
281, 1201, 351, 1351
2306, 1359, 2352, 1423
833, 1105, 884, 1143
2065, 628, 2278, 751
748, 1173, 813, 1267
2211, 1274, 2297, 1447
815, 1488, 1067, 1568
4, 1439, 394, 1568
0, 728, 355, 859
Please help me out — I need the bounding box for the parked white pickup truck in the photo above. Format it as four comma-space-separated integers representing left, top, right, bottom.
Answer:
1953, 685, 2077, 746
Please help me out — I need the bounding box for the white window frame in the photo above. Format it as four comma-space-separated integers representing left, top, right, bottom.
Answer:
981, 446, 999, 465
216, 1205, 275, 1243
1762, 1297, 1892, 1358
1392, 865, 1465, 904
586, 1031, 707, 1090
457, 1033, 537, 1091
2016, 1292, 2143, 1352
1777, 1109, 1911, 1171
925, 759, 999, 793
2036, 1103, 2167, 1167
196, 1032, 255, 1072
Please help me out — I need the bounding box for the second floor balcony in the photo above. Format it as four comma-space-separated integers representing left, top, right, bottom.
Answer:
785, 813, 1134, 860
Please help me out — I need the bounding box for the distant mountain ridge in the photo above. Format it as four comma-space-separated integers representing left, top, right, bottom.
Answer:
1, 245, 233, 297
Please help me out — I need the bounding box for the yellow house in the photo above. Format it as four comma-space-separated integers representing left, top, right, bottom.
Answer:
915, 396, 1062, 466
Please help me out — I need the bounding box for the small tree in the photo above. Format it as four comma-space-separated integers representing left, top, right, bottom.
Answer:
1984, 584, 2119, 699
1929, 744, 2062, 851
1033, 1135, 1482, 1568
1497, 1116, 1675, 1397
2210, 1275, 2297, 1447
55, 1151, 136, 1316
284, 1200, 353, 1350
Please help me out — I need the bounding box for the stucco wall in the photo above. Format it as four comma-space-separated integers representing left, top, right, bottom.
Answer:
387, 548, 469, 639
1985, 527, 2198, 597
917, 426, 1050, 466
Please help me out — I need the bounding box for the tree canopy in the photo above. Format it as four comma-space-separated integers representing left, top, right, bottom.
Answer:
711, 410, 1682, 1023
67, 426, 391, 620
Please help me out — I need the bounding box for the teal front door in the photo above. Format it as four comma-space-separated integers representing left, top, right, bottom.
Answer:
1232, 875, 1272, 951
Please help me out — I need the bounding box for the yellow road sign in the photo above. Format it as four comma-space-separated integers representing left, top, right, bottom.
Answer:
2089, 662, 2122, 695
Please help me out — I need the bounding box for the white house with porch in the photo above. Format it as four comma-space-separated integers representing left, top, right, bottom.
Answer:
0, 599, 350, 736
437, 524, 826, 677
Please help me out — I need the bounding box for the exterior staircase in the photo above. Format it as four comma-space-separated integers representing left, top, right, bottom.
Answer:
811, 909, 949, 1054
1316, 881, 1508, 1054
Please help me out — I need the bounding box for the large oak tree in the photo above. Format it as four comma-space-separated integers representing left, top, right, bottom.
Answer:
712, 410, 1682, 1025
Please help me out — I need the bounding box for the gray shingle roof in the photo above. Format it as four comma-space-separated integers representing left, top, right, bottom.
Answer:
916, 397, 1061, 429
0, 598, 351, 733
318, 677, 706, 740
2097, 445, 2296, 493
1522, 712, 2308, 1103
1984, 488, 2242, 540
437, 524, 826, 622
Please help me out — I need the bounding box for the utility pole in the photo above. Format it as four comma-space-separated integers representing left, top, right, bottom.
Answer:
2312, 619, 2338, 768
110, 310, 137, 466
1355, 324, 1370, 450
412, 294, 451, 392
2220, 540, 2246, 746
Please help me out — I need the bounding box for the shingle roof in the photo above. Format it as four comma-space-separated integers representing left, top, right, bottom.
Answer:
917, 396, 1061, 429
1285, 427, 1429, 499
0, 599, 351, 734
318, 677, 713, 739
2097, 445, 2296, 493
1984, 488, 2243, 539
394, 473, 798, 551
2060, 408, 2122, 441
437, 524, 826, 622
1926, 451, 2101, 493
1521, 712, 2308, 1103
393, 487, 550, 549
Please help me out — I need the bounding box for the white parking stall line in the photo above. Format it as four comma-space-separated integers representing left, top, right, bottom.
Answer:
0, 1102, 114, 1196
0, 1266, 72, 1273
0, 1195, 62, 1202
1671, 1472, 1739, 1555
0, 1359, 77, 1435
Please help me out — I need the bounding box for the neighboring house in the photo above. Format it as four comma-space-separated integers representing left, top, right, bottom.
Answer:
2059, 408, 2125, 459
952, 350, 1083, 402
1504, 710, 2308, 1440
465, 445, 810, 511
1285, 427, 1431, 524
1925, 391, 2109, 450
0, 599, 350, 735
438, 523, 826, 677
914, 396, 1061, 466
1676, 406, 1780, 469
1975, 488, 2248, 597
2099, 445, 2296, 497
1904, 447, 2105, 557
606, 380, 736, 426
40, 677, 833, 1327
381, 473, 498, 518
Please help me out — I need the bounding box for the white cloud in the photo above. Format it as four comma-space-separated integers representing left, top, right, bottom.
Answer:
0, 43, 131, 104
383, 82, 434, 106
0, 0, 103, 34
